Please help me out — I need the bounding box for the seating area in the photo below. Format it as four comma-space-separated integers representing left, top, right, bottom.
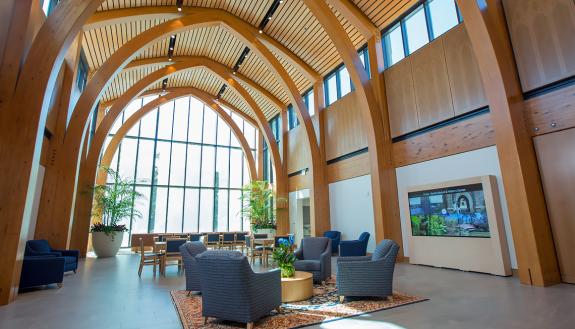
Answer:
3, 1, 575, 329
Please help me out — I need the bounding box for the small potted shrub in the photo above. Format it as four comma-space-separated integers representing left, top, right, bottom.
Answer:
272, 236, 296, 278
240, 181, 277, 234
90, 167, 143, 257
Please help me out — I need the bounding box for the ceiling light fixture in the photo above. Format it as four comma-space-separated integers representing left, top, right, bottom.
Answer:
258, 29, 263, 34
176, 0, 183, 12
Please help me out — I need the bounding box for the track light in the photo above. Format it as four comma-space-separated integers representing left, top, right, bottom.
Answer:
171, 35, 176, 39
233, 71, 236, 75
258, 29, 263, 34
176, 0, 183, 12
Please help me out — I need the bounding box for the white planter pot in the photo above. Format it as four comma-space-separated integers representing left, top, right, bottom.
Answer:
253, 228, 277, 236
92, 231, 124, 258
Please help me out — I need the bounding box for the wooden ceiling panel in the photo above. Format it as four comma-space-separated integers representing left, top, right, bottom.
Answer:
238, 80, 280, 120
238, 52, 289, 105
101, 64, 166, 103
352, 0, 419, 30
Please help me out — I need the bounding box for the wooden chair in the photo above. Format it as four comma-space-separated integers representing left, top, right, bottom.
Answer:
138, 238, 162, 277
163, 238, 187, 275
220, 233, 236, 250
205, 233, 221, 249
234, 232, 248, 252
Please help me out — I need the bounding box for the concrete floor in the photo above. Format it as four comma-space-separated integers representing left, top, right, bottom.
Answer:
0, 253, 574, 329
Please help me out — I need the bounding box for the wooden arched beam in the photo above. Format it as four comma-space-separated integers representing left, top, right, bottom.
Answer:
455, 0, 560, 286
325, 0, 380, 38
69, 59, 285, 253
123, 56, 286, 110
97, 89, 257, 183
83, 7, 320, 82
304, 0, 404, 253
0, 0, 103, 305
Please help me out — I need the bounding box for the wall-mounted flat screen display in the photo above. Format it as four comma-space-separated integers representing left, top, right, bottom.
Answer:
409, 183, 490, 238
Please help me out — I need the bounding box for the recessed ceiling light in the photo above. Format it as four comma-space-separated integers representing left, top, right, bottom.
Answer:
258, 29, 263, 34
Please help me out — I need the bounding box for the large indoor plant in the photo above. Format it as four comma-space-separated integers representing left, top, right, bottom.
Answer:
240, 180, 277, 234
271, 236, 296, 278
91, 167, 142, 257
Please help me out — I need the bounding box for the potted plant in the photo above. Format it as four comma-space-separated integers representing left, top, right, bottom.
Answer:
90, 167, 143, 257
240, 180, 277, 234
272, 236, 296, 278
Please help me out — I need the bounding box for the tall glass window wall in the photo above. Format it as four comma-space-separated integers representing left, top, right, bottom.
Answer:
104, 95, 258, 246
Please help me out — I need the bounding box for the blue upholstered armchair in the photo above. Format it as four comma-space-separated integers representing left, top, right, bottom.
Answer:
196, 250, 281, 328
19, 256, 66, 289
25, 239, 79, 273
294, 237, 332, 283
179, 241, 207, 294
336, 240, 399, 301
323, 231, 341, 253
339, 232, 370, 257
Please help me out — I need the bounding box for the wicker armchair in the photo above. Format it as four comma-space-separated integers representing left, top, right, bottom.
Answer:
293, 237, 332, 283
336, 239, 399, 302
196, 250, 281, 329
179, 242, 207, 294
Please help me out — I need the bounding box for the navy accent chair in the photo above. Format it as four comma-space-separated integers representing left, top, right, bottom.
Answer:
323, 231, 341, 254
196, 250, 281, 329
19, 256, 66, 289
293, 237, 332, 283
179, 241, 207, 294
339, 232, 370, 257
26, 239, 79, 273
336, 240, 399, 301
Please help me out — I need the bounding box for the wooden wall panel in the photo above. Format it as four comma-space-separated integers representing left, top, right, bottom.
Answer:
324, 91, 368, 161
392, 113, 495, 167
326, 151, 370, 183
503, 0, 575, 92
385, 58, 418, 137
287, 125, 310, 174
288, 173, 310, 192
443, 25, 488, 115
524, 84, 575, 136
410, 38, 455, 128
534, 128, 575, 283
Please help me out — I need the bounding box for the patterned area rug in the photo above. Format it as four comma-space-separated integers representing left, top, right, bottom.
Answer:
170, 278, 427, 329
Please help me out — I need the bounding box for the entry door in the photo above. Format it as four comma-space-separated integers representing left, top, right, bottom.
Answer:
534, 128, 575, 283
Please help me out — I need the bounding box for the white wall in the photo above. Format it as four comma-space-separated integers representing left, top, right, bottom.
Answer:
329, 174, 377, 252
395, 146, 518, 268
28, 165, 45, 241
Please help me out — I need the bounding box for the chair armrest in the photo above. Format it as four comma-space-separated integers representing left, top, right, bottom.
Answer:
339, 240, 360, 246
337, 255, 372, 263
294, 248, 303, 260
54, 249, 80, 259
337, 258, 383, 275
27, 250, 62, 257
21, 257, 65, 286
250, 269, 281, 302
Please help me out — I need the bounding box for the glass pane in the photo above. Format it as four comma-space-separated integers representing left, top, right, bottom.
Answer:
136, 139, 154, 184
405, 6, 429, 54
203, 108, 217, 145
339, 66, 351, 97
109, 115, 123, 135
307, 91, 315, 116
199, 189, 214, 232
151, 187, 168, 233
215, 147, 230, 188
243, 157, 250, 186
155, 141, 171, 185
131, 186, 150, 235
172, 98, 189, 142
108, 150, 119, 183
230, 114, 243, 148
229, 190, 242, 231
429, 0, 459, 38
200, 146, 216, 187
183, 188, 200, 232
383, 24, 405, 67
188, 99, 204, 143
326, 74, 338, 105
118, 138, 138, 180
185, 145, 201, 187
139, 108, 157, 139
216, 190, 229, 232
157, 102, 174, 140
170, 143, 186, 186
244, 122, 256, 149
216, 116, 231, 146
124, 99, 142, 137
166, 188, 184, 233
229, 149, 243, 188
142, 95, 157, 106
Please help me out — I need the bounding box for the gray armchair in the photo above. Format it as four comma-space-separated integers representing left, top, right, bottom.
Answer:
196, 250, 281, 329
294, 237, 332, 283
179, 241, 207, 294
336, 239, 399, 301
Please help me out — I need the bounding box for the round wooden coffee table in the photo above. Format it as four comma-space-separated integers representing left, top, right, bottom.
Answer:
281, 271, 313, 303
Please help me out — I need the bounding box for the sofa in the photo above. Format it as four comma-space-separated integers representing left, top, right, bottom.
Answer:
336, 239, 399, 300
179, 241, 207, 293
196, 250, 281, 328
293, 237, 332, 283
323, 231, 341, 254
339, 232, 370, 257
25, 239, 79, 273
19, 256, 66, 289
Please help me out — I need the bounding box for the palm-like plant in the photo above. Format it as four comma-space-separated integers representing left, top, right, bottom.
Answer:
91, 167, 143, 236
240, 180, 276, 230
